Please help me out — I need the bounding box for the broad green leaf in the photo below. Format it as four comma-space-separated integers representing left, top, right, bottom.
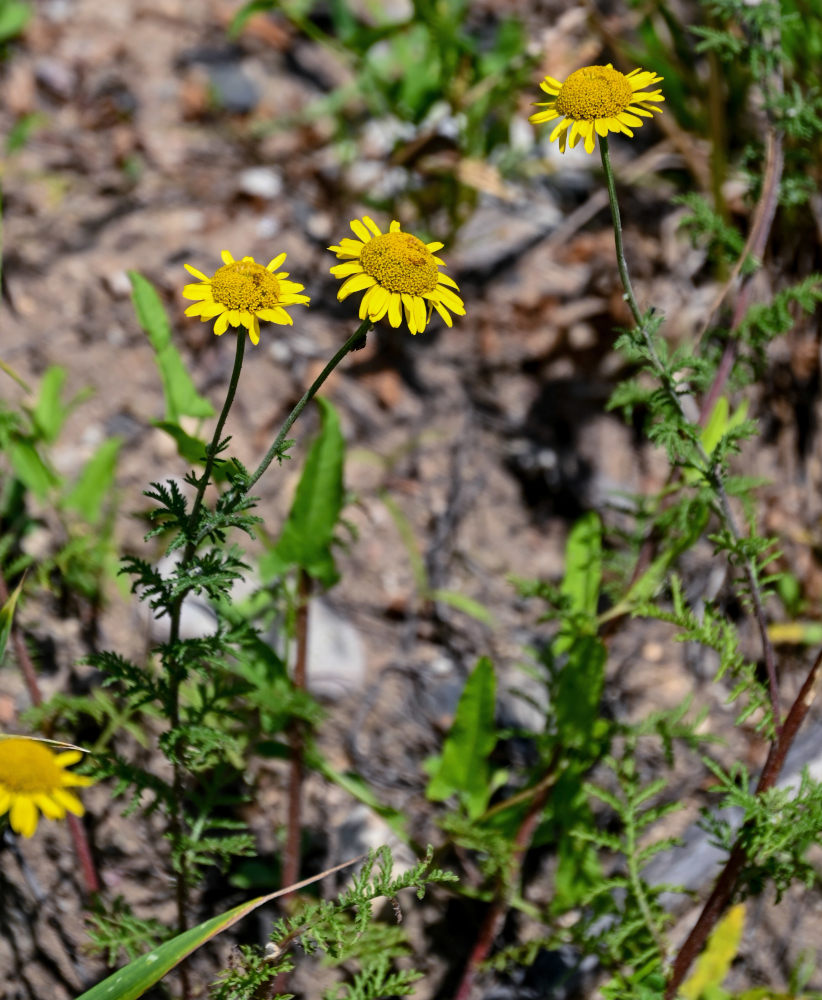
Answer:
8, 437, 58, 498
152, 420, 209, 467
0, 576, 24, 664
129, 271, 215, 423
63, 437, 122, 523
700, 395, 729, 457
554, 635, 606, 749
687, 397, 749, 483
73, 858, 359, 1000
32, 366, 68, 444
273, 397, 345, 585
560, 511, 601, 619
553, 512, 602, 657
426, 656, 497, 819
681, 903, 746, 1000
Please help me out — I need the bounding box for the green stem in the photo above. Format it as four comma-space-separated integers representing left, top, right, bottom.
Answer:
165, 330, 245, 970
599, 136, 643, 328
245, 319, 371, 492
182, 331, 246, 564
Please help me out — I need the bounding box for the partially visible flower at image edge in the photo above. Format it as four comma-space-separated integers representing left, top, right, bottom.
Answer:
183, 250, 310, 345
0, 736, 94, 838
530, 63, 664, 154
329, 216, 466, 336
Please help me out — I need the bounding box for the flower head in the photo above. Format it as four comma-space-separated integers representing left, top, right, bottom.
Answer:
183, 251, 309, 345
0, 736, 94, 838
329, 217, 465, 335
530, 64, 664, 154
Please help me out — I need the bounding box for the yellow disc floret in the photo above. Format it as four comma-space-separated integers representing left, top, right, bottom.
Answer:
555, 65, 634, 120
211, 260, 282, 312
359, 233, 440, 295
328, 216, 466, 336
182, 250, 310, 345
529, 63, 664, 154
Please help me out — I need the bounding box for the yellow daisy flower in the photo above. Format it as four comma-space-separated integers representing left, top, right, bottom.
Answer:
328, 216, 466, 336
530, 63, 664, 154
0, 736, 93, 838
183, 251, 310, 346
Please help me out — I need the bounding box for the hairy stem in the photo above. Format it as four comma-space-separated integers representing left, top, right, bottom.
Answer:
163, 331, 246, 999
245, 319, 371, 492
599, 137, 782, 730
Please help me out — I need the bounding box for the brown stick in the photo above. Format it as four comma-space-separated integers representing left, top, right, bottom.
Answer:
665, 647, 822, 998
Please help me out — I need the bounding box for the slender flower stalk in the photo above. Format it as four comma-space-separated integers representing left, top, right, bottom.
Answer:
245, 319, 372, 491
599, 137, 643, 327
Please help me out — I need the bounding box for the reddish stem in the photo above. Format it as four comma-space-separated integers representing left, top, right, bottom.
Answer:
665, 647, 822, 998
453, 751, 561, 1000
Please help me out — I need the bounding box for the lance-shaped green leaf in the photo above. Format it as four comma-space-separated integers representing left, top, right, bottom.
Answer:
554, 511, 602, 657
269, 396, 345, 586
73, 858, 359, 1000
63, 437, 122, 524
427, 656, 497, 819
129, 271, 215, 424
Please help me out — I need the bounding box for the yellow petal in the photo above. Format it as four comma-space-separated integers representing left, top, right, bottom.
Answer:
338, 272, 376, 301
266, 253, 287, 271
221, 250, 235, 265
387, 292, 402, 328
182, 283, 211, 301
540, 76, 562, 93
368, 285, 390, 320
618, 112, 643, 127
34, 793, 64, 820
350, 219, 372, 242
331, 261, 365, 279
184, 264, 210, 281
549, 118, 571, 143
214, 312, 230, 336
435, 287, 466, 314
11, 795, 38, 837
413, 296, 427, 333
53, 788, 84, 816
431, 300, 453, 327
363, 216, 382, 236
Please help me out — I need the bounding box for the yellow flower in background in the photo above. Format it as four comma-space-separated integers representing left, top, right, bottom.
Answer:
0, 736, 93, 838
183, 251, 310, 345
530, 64, 664, 154
329, 217, 466, 335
